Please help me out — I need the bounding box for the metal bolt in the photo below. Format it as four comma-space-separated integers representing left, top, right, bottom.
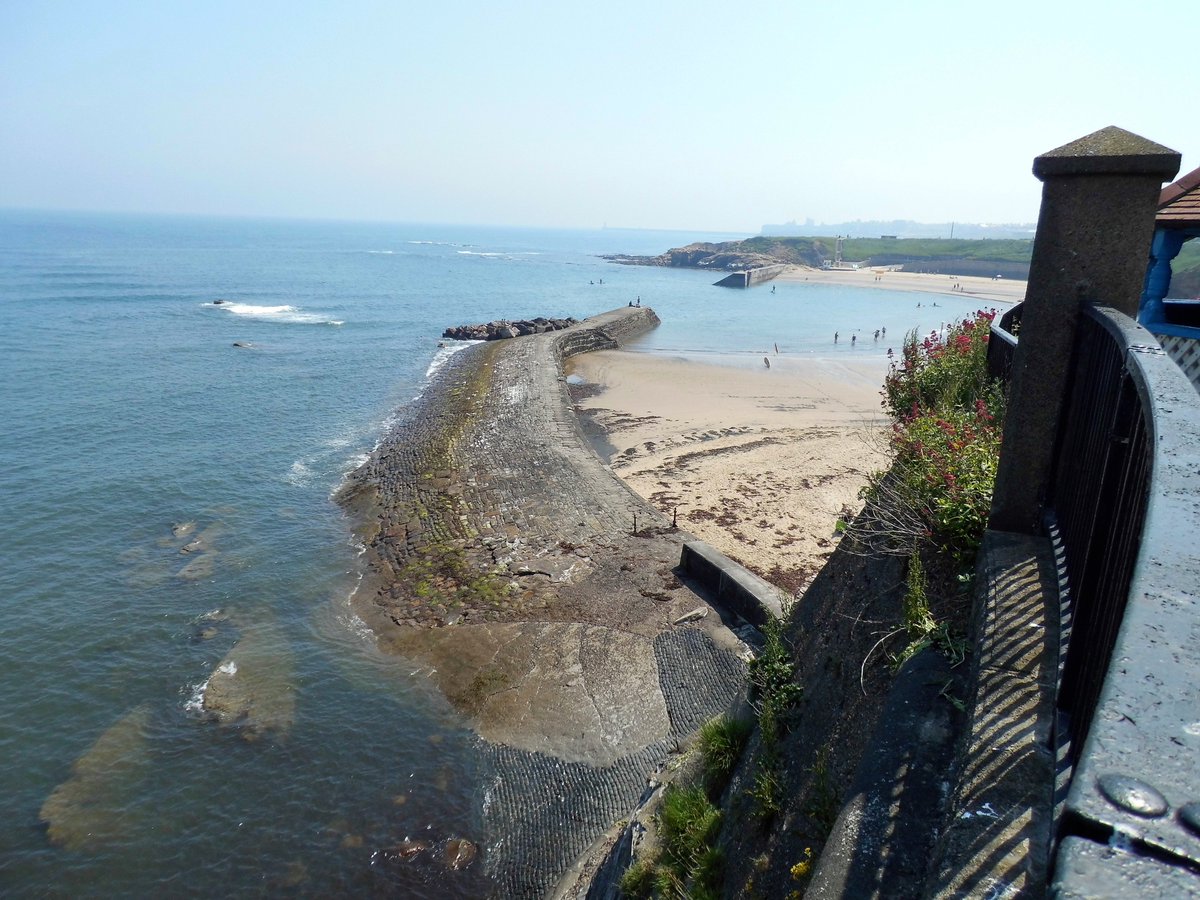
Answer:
1097, 774, 1169, 818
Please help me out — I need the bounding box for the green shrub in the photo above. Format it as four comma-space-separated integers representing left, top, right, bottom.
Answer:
878, 311, 1005, 562
656, 784, 724, 898
748, 617, 804, 728
750, 763, 782, 820
619, 856, 658, 898
698, 714, 753, 796
902, 551, 935, 641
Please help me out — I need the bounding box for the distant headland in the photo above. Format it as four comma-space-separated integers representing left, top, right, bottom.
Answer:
604, 235, 1036, 280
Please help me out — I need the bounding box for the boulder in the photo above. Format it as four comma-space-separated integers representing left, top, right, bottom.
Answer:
442, 317, 579, 342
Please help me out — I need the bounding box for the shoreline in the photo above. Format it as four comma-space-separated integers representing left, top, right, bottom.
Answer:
775, 264, 1026, 304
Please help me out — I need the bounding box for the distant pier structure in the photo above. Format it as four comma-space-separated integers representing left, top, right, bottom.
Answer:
713, 263, 788, 288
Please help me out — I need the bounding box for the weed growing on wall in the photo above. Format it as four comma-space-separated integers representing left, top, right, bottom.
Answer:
698, 714, 753, 797
867, 310, 1006, 564
620, 784, 725, 900
620, 713, 753, 898
747, 616, 804, 822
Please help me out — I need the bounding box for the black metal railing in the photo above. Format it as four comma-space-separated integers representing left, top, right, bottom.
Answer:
1049, 307, 1152, 761
987, 302, 1021, 379
1048, 306, 1200, 886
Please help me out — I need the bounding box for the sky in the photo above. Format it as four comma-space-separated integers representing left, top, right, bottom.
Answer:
1, 0, 1196, 234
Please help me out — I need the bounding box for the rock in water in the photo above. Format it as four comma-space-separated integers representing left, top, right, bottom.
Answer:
444, 838, 478, 870
39, 706, 152, 850
392, 838, 431, 860
200, 619, 296, 741
441, 317, 578, 341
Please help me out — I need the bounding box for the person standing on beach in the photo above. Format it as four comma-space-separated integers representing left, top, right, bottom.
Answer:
834, 332, 839, 343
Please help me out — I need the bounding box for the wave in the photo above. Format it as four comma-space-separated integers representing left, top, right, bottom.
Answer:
285, 460, 314, 487
425, 339, 479, 379
364, 249, 395, 255
208, 301, 343, 326
183, 677, 209, 715
455, 249, 541, 260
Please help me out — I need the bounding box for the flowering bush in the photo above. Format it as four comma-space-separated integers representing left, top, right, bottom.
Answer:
884, 310, 996, 421
875, 311, 1005, 561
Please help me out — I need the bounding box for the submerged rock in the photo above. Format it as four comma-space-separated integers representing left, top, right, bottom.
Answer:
199, 620, 296, 741
39, 705, 151, 851
391, 838, 432, 860
176, 553, 215, 580
444, 838, 478, 870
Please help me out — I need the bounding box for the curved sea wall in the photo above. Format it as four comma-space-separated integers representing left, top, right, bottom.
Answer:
338, 306, 751, 898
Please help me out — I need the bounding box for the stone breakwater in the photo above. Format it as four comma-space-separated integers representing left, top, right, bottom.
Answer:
442, 316, 578, 341
339, 307, 750, 898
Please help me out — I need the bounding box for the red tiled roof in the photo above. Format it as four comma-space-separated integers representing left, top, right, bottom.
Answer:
1158, 165, 1200, 228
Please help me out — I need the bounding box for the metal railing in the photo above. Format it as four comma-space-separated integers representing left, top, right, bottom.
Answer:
994, 302, 1200, 887
986, 302, 1021, 380
1049, 307, 1153, 762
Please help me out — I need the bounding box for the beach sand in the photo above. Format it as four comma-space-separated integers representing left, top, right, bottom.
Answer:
568, 273, 1026, 596
777, 265, 1027, 305
567, 351, 895, 596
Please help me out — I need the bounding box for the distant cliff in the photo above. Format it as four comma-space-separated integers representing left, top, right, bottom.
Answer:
605, 236, 1034, 279
604, 238, 825, 272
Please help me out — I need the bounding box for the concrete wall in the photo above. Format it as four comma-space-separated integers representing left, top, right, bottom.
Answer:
554, 306, 661, 360
714, 264, 789, 288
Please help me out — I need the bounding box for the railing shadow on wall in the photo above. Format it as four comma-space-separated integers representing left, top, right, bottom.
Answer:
988, 302, 1200, 891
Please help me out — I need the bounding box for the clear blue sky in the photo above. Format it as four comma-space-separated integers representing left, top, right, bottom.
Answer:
2, 0, 1195, 232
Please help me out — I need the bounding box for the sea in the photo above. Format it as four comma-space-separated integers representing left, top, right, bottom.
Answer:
0, 210, 987, 896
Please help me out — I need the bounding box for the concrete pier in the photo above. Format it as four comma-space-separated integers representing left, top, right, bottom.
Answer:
713, 263, 788, 288
339, 306, 752, 897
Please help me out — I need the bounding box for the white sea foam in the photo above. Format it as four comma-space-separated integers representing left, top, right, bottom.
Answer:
456, 250, 507, 258
184, 678, 209, 714
217, 660, 238, 676
365, 249, 395, 254
209, 301, 342, 325
285, 460, 313, 487
425, 339, 479, 379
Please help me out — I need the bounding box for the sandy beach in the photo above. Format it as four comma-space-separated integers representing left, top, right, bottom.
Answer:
567, 351, 894, 595
777, 265, 1027, 305
568, 271, 1024, 595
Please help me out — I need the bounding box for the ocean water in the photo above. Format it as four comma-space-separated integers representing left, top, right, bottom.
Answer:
0, 210, 985, 896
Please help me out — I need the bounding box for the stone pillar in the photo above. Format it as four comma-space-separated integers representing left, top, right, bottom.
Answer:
989, 126, 1179, 534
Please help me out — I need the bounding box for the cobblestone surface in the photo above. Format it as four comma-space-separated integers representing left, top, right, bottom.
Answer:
339, 307, 750, 898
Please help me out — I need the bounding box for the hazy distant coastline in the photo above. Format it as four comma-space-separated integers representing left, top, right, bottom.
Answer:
760, 218, 1037, 240
605, 234, 1034, 281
